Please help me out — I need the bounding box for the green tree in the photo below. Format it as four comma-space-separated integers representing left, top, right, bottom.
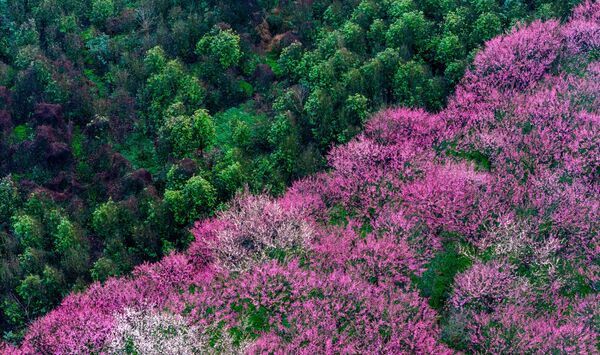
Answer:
307, 60, 335, 89
393, 60, 445, 110
15, 19, 39, 47
92, 199, 130, 242
215, 161, 244, 198
164, 175, 216, 226
182, 175, 216, 220
163, 189, 187, 226
17, 247, 46, 276
350, 0, 379, 29
443, 8, 470, 40
53, 217, 89, 276
386, 11, 432, 54
16, 266, 64, 318
344, 93, 369, 125
142, 59, 186, 129
367, 19, 387, 52
436, 33, 465, 65
472, 12, 502, 44
11, 215, 43, 249
0, 176, 19, 226
387, 0, 417, 18
196, 27, 242, 69
16, 274, 44, 315
53, 218, 76, 254
89, 0, 114, 25
90, 257, 118, 282
175, 75, 206, 110
160, 108, 215, 159
340, 21, 365, 54
279, 42, 304, 80
144, 46, 167, 74
166, 163, 196, 190
2, 296, 26, 330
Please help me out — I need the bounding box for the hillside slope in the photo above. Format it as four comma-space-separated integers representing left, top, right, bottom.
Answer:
3, 2, 599, 353
1, 1, 581, 337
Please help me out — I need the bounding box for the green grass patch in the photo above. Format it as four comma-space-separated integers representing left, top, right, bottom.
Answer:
71, 127, 84, 159
115, 131, 161, 175
12, 125, 32, 143
449, 149, 491, 171
415, 242, 472, 310
83, 68, 108, 97
265, 54, 283, 77
442, 140, 492, 171
238, 80, 254, 97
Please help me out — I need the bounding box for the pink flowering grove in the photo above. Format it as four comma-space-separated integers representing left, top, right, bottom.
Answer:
2, 2, 599, 354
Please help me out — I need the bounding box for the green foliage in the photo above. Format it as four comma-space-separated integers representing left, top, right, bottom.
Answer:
436, 33, 465, 65
264, 56, 283, 77
0, 176, 19, 225
165, 175, 216, 226
160, 108, 215, 159
16, 274, 44, 312
16, 266, 64, 318
15, 19, 39, 47
444, 60, 466, 84
340, 21, 365, 54
214, 107, 271, 154
70, 127, 84, 160
556, 261, 595, 298
386, 11, 432, 53
92, 199, 129, 241
142, 59, 186, 127
2, 297, 26, 330
58, 14, 78, 34
89, 0, 114, 25
447, 145, 492, 171
416, 242, 472, 309
182, 175, 217, 220
238, 80, 254, 98
164, 189, 187, 226
53, 218, 76, 254
90, 257, 118, 282
176, 76, 206, 109
166, 164, 195, 191
394, 60, 444, 110
144, 46, 167, 74
196, 27, 242, 69
12, 125, 32, 143
141, 54, 206, 133
215, 162, 244, 198
229, 299, 273, 343
85, 33, 110, 67
345, 93, 369, 125
11, 215, 43, 249
472, 12, 503, 44
279, 42, 303, 79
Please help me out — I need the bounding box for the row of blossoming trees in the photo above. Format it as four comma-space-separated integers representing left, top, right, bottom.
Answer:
3, 2, 599, 353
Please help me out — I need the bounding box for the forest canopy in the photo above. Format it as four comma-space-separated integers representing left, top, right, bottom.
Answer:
0, 0, 591, 345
